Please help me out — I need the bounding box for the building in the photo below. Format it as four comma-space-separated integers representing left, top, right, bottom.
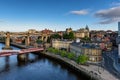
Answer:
52, 39, 73, 51
118, 22, 120, 60
74, 26, 89, 38
28, 29, 37, 34
66, 28, 72, 34
40, 29, 53, 42
70, 42, 102, 63
118, 22, 120, 36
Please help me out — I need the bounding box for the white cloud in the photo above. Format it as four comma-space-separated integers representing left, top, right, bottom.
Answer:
111, 2, 120, 6
70, 9, 89, 15
94, 6, 120, 24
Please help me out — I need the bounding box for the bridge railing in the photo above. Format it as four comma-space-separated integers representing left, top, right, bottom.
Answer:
0, 50, 20, 53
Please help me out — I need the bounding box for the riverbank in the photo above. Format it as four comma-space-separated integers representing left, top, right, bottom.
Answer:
43, 52, 119, 80
9, 43, 119, 80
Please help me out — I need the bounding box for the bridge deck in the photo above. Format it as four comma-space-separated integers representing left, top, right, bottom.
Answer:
0, 48, 44, 57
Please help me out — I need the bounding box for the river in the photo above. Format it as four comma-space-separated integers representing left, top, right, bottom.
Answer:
0, 43, 86, 80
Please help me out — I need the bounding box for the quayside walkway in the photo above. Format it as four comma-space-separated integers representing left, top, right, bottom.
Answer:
45, 52, 119, 80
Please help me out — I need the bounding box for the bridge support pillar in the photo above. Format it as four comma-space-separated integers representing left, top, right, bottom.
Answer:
17, 54, 29, 62
2, 32, 12, 50
25, 32, 30, 47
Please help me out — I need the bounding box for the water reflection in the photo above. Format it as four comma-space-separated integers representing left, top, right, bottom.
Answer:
4, 56, 10, 71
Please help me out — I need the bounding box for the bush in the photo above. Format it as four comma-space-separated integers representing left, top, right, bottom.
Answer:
48, 48, 59, 54
48, 48, 54, 52
67, 52, 75, 60
60, 50, 67, 57
53, 49, 59, 54
76, 54, 88, 64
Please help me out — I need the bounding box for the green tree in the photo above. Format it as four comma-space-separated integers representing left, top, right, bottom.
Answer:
51, 33, 61, 39
48, 48, 54, 52
77, 54, 88, 64
60, 50, 67, 57
63, 33, 69, 39
68, 32, 74, 40
36, 39, 42, 44
81, 36, 91, 42
63, 32, 74, 40
48, 48, 59, 54
67, 52, 75, 60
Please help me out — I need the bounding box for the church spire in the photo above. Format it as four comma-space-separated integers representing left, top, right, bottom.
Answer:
85, 25, 89, 31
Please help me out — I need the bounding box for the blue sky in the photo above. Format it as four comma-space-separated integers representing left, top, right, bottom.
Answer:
0, 0, 120, 31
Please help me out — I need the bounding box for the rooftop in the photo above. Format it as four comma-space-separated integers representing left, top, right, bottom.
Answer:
70, 42, 101, 49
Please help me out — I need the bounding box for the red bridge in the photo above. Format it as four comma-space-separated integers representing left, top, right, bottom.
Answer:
0, 48, 44, 57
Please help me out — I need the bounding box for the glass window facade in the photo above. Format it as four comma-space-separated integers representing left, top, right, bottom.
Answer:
118, 22, 120, 36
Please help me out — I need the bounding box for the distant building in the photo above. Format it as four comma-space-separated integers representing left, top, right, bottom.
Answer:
66, 28, 72, 34
28, 29, 36, 34
40, 29, 53, 42
70, 42, 102, 63
52, 39, 73, 51
74, 26, 89, 38
41, 29, 53, 35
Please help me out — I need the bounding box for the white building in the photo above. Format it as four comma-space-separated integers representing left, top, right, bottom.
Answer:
52, 39, 73, 51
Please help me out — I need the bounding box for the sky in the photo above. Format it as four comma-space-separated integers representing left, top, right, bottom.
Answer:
0, 0, 120, 32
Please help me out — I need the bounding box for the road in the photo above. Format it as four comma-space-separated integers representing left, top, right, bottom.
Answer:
102, 48, 120, 79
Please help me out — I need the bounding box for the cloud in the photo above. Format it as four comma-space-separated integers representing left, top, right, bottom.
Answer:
94, 6, 120, 24
69, 9, 89, 15
111, 2, 120, 6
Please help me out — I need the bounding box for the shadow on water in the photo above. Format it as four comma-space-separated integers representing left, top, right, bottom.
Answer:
17, 53, 46, 67
0, 56, 10, 73
4, 56, 10, 71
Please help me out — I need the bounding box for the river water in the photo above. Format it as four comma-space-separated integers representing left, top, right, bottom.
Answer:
0, 43, 86, 80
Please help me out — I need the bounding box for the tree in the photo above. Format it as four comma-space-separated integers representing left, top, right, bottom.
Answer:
51, 33, 61, 39
60, 50, 67, 57
63, 32, 75, 40
77, 54, 88, 64
36, 39, 42, 44
81, 36, 91, 42
68, 32, 74, 40
67, 52, 75, 60
63, 33, 69, 39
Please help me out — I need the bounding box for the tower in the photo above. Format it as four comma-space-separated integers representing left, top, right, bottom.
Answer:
85, 25, 89, 31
